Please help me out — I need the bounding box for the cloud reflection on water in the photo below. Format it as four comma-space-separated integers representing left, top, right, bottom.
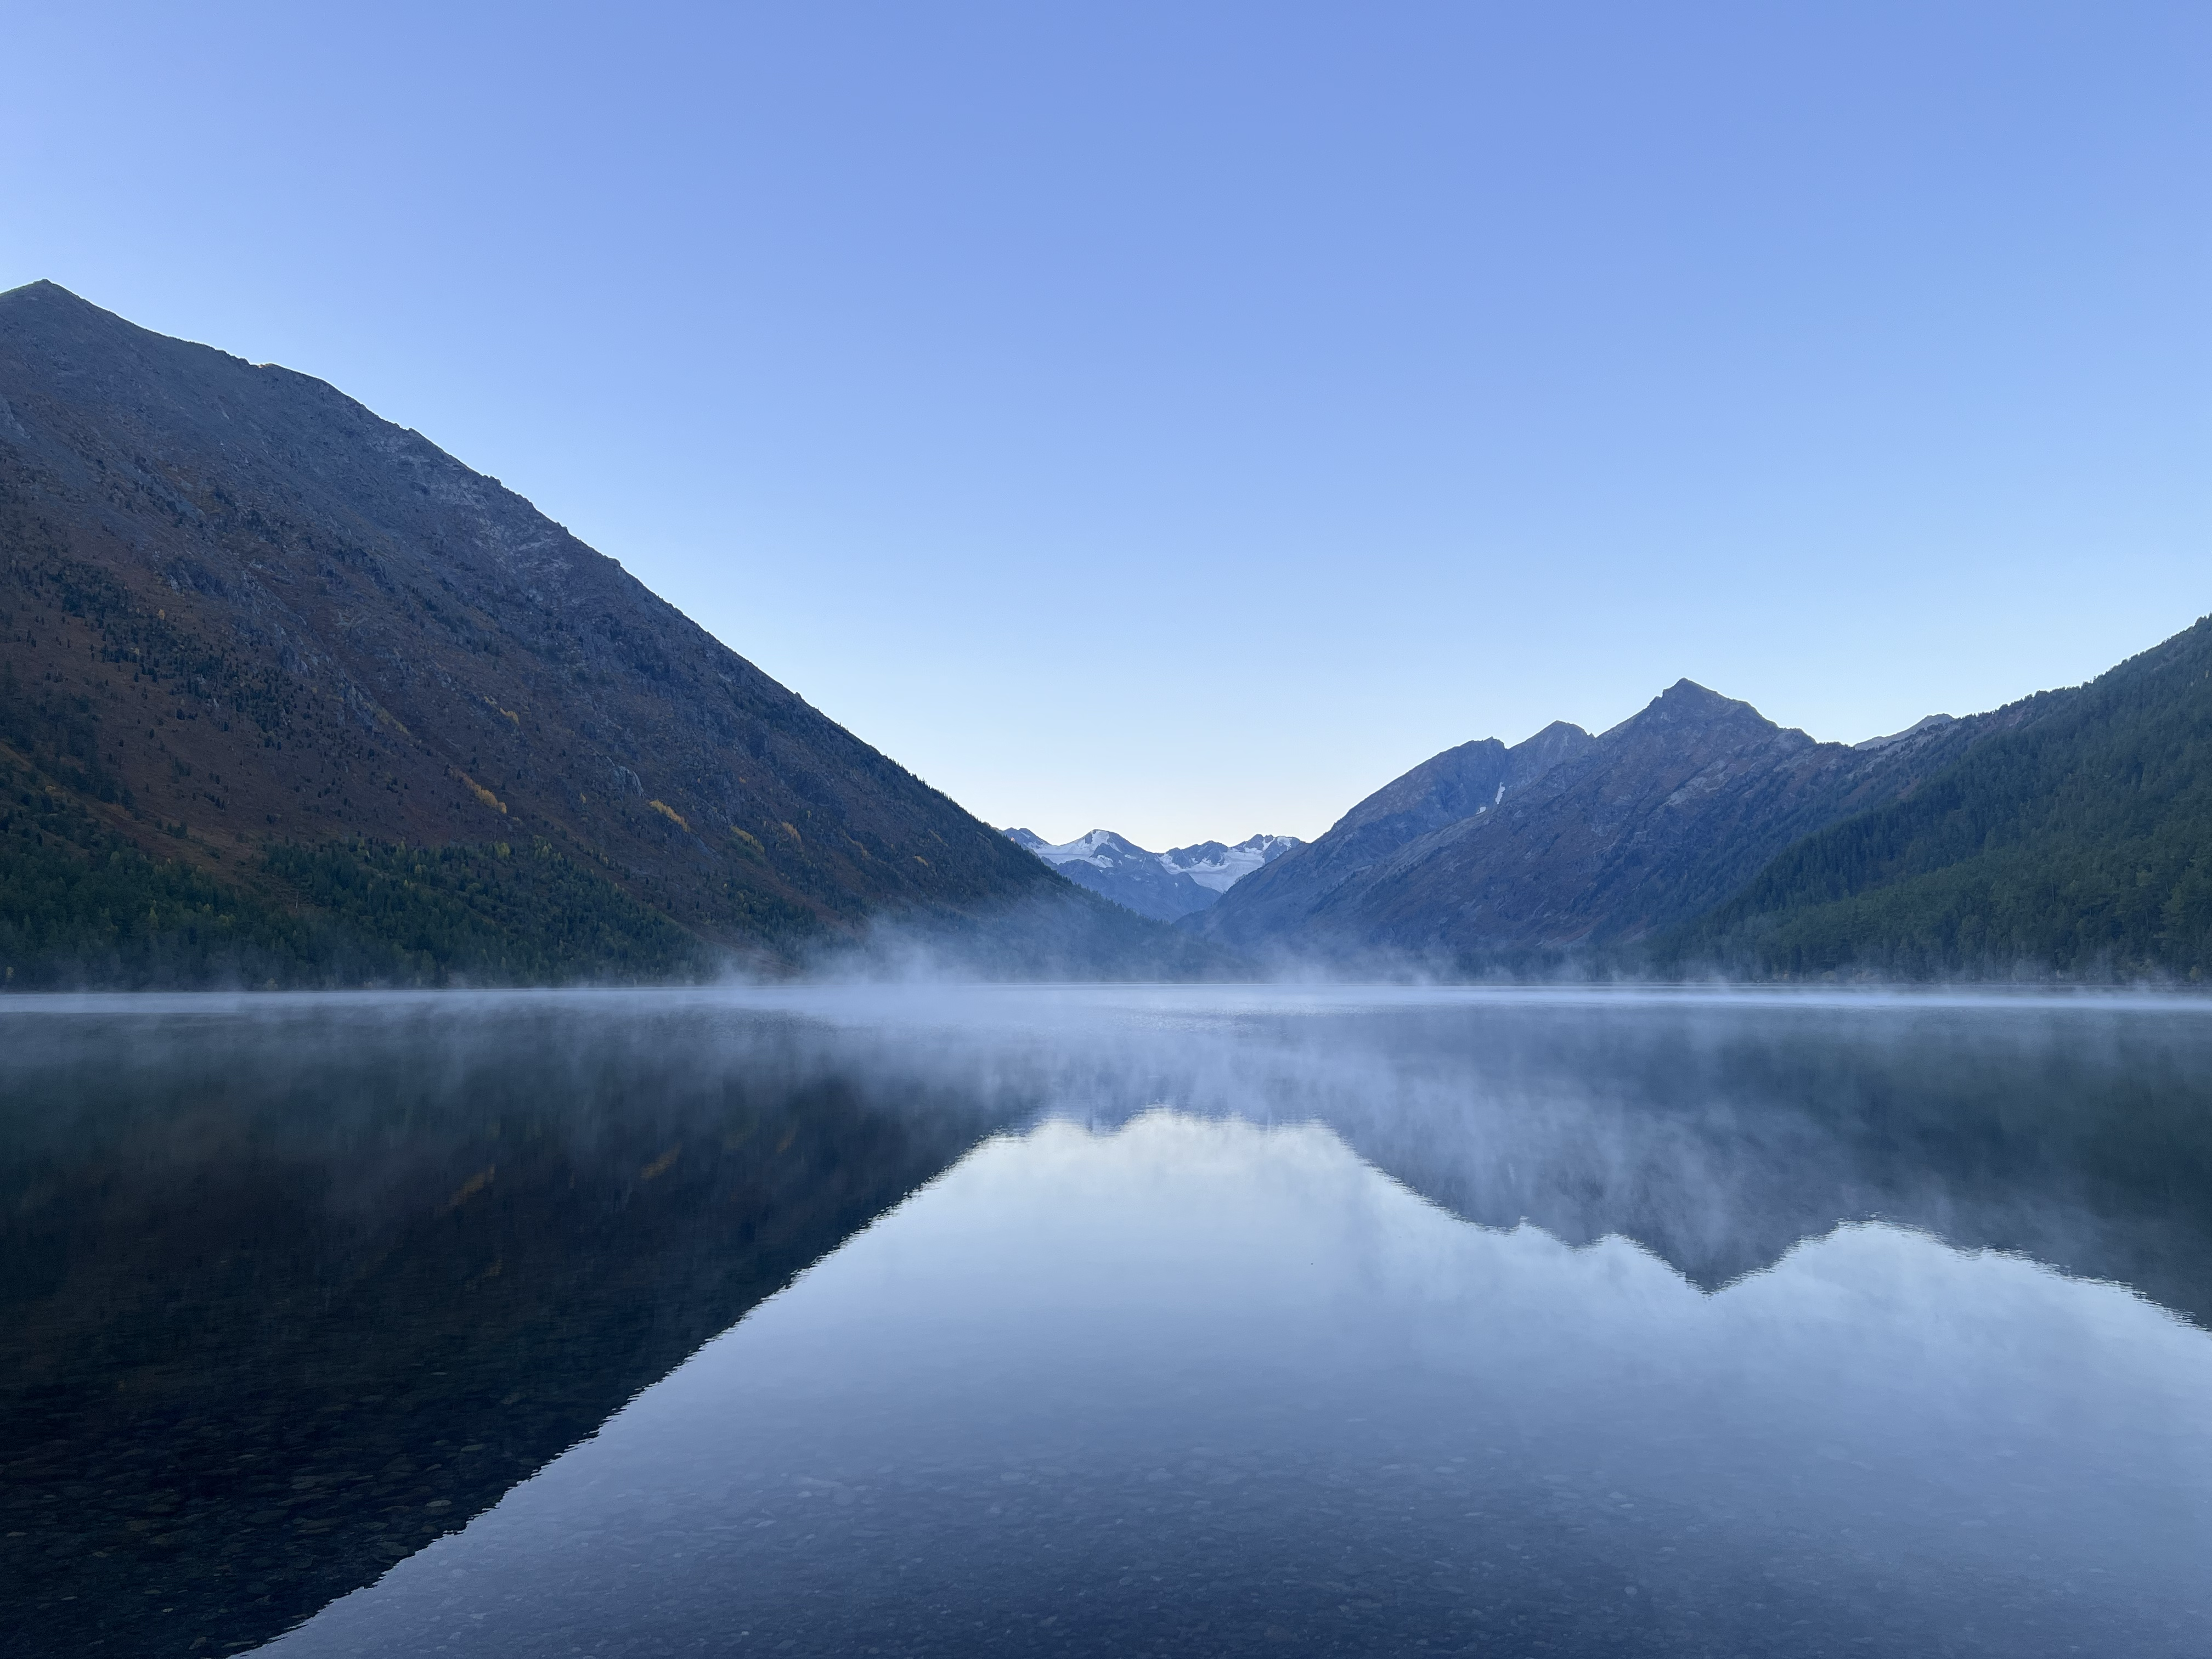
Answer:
265, 1102, 2210, 1658
3, 985, 2206, 1658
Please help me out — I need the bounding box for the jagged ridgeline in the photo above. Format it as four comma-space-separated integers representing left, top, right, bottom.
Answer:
1189, 613, 2210, 982
0, 281, 1219, 985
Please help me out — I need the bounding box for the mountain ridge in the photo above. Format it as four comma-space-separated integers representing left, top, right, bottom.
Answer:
1192, 720, 1600, 946
0, 281, 1223, 984
1194, 676, 1999, 964
1003, 826, 1302, 922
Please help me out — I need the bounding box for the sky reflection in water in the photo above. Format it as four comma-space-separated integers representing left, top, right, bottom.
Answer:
4, 988, 2207, 1658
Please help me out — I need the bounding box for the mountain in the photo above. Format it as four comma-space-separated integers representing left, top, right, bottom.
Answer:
0, 281, 1218, 984
1669, 614, 2212, 980
1190, 722, 1598, 945
1003, 827, 1302, 922
1193, 683, 1989, 965
1160, 832, 1303, 891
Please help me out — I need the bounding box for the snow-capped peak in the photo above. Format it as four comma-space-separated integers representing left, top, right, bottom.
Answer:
1160, 833, 1305, 893
1002, 828, 1153, 872
1000, 827, 1307, 920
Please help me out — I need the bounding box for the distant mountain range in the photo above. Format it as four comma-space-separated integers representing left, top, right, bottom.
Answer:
1192, 619, 2211, 981
0, 281, 1227, 986
1003, 828, 1302, 922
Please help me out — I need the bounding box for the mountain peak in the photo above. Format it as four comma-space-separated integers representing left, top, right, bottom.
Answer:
1606, 679, 1774, 739
1521, 720, 1591, 744
1162, 833, 1304, 893
1, 278, 78, 304
1, 279, 115, 326
1505, 721, 1597, 788
1003, 826, 1303, 920
0, 286, 1082, 979
1330, 738, 1508, 838
1661, 678, 1732, 708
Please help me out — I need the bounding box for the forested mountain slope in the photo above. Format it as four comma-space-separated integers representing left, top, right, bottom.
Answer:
0, 281, 1200, 985
1669, 614, 2212, 979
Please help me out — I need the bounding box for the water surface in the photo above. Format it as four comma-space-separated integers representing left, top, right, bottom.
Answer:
4, 987, 2207, 1657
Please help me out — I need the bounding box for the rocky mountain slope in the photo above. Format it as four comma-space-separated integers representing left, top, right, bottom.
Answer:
1003, 827, 1301, 921
0, 281, 1213, 984
1193, 682, 1992, 964
1190, 723, 1597, 945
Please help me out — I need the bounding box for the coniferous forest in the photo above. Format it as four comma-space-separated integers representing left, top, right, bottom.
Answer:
1669, 616, 2212, 981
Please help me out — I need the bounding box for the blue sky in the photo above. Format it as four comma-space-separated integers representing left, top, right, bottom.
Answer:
5, 3, 2207, 846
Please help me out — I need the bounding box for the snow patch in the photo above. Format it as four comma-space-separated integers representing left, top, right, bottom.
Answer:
1003, 829, 1305, 892
1159, 833, 1305, 893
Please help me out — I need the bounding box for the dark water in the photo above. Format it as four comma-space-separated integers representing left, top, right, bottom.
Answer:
3, 988, 2208, 1658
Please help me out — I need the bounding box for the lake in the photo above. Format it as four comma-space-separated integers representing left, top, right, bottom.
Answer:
3, 986, 2207, 1657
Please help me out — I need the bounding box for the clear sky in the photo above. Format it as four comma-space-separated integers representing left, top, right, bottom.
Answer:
5, 3, 2207, 848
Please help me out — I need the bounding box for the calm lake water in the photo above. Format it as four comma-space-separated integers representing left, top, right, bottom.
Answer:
3, 986, 2208, 1658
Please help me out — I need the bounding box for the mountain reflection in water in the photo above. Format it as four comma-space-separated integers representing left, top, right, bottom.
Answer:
2, 987, 2207, 1659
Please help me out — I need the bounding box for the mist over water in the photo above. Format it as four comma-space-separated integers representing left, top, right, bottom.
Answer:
3, 986, 2207, 1657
